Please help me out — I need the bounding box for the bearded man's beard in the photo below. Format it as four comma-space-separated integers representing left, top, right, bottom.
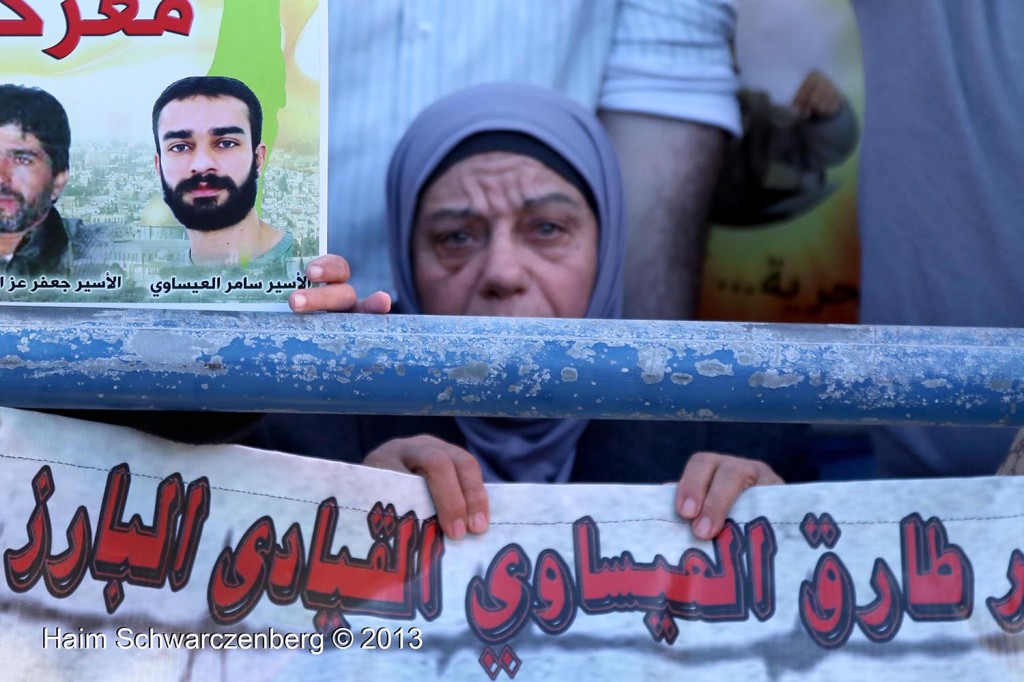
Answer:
161, 157, 259, 232
0, 183, 54, 234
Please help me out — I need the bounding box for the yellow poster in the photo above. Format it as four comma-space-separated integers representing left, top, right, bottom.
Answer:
1, 0, 323, 307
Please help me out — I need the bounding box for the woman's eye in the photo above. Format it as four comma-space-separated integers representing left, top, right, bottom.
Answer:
438, 230, 472, 248
534, 221, 565, 237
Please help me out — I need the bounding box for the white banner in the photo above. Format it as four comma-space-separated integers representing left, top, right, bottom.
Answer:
1, 407, 1022, 680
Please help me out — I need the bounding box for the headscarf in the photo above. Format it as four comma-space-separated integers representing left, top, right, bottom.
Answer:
385, 82, 625, 482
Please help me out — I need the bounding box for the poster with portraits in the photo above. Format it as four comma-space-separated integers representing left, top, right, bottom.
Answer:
0, 0, 323, 308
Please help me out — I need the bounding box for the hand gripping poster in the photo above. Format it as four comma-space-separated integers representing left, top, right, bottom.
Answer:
2, 408, 1023, 681
0, 0, 323, 308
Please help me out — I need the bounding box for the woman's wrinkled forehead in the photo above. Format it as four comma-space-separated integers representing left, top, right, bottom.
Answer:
418, 131, 597, 219
414, 151, 599, 238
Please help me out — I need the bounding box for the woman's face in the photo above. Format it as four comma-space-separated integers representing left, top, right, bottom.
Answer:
412, 151, 598, 318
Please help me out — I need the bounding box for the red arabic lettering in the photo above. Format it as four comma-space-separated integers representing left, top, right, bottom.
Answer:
465, 516, 777, 649
125, 0, 192, 35
49, 0, 124, 59
207, 501, 444, 628
91, 463, 183, 587
266, 522, 305, 605
744, 518, 776, 621
4, 466, 93, 599
304, 498, 419, 618
0, 0, 43, 35
415, 517, 445, 620
90, 463, 210, 613
466, 544, 534, 644
855, 558, 903, 642
4, 464, 208, 611
207, 518, 304, 623
208, 516, 275, 625
43, 506, 92, 598
901, 513, 973, 620
799, 552, 855, 649
576, 517, 747, 621
39, 0, 195, 60
169, 476, 210, 591
531, 549, 577, 635
4, 466, 58, 592
800, 511, 974, 650
987, 549, 1024, 633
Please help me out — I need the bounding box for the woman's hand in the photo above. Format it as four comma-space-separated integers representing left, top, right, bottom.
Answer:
289, 254, 392, 314
364, 435, 490, 540
675, 452, 783, 540
363, 439, 783, 543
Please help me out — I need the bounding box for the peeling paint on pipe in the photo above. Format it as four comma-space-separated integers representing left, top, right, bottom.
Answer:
1, 307, 1022, 427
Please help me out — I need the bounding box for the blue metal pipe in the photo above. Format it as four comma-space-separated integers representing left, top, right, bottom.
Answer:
1, 307, 1022, 426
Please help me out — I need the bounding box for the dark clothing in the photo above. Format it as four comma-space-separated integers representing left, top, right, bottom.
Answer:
46, 409, 261, 446
242, 413, 815, 484
3, 208, 75, 278
2, 207, 110, 281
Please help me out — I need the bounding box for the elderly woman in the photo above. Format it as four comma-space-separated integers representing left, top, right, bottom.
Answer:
272, 84, 798, 540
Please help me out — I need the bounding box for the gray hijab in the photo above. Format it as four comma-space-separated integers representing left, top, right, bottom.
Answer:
385, 82, 625, 482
